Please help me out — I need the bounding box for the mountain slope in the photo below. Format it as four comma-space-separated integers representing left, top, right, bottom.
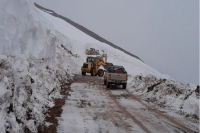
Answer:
0, 0, 198, 132
34, 3, 142, 62
35, 3, 199, 128
36, 5, 170, 79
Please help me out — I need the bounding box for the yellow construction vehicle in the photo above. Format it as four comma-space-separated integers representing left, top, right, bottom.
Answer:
85, 48, 99, 55
81, 54, 107, 76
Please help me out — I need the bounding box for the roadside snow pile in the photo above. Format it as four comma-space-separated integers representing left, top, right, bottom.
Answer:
0, 0, 80, 132
128, 75, 199, 120
0, 53, 75, 132
0, 0, 56, 59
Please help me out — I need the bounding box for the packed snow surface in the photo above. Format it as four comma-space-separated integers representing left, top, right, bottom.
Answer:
0, 0, 198, 132
58, 83, 145, 133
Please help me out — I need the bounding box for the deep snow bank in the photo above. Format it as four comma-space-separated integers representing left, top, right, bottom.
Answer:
0, 0, 81, 132
128, 75, 199, 120
0, 0, 56, 59
0, 55, 60, 132
0, 47, 80, 132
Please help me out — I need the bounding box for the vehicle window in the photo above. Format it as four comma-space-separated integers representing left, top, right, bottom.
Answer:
87, 57, 95, 62
121, 68, 127, 73
108, 67, 127, 73
108, 67, 113, 73
113, 67, 119, 70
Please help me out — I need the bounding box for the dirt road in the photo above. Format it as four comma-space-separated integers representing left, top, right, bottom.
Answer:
56, 75, 197, 133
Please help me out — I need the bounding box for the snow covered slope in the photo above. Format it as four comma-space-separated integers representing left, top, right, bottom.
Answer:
38, 9, 170, 79
0, 0, 198, 132
0, 0, 57, 59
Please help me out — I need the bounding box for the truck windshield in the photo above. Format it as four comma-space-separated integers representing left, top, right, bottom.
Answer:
90, 48, 95, 51
108, 67, 126, 73
87, 57, 95, 62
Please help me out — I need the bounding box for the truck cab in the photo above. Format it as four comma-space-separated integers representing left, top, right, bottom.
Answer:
81, 56, 106, 76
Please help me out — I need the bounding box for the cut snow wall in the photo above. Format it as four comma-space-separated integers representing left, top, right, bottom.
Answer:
0, 0, 57, 59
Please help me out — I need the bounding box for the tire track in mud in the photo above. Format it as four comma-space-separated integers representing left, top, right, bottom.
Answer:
106, 89, 152, 133
38, 82, 72, 133
124, 90, 197, 133
80, 75, 196, 133
73, 75, 150, 132
62, 75, 197, 133
63, 75, 140, 133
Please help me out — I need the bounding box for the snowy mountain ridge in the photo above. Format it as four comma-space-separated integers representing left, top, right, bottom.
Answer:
0, 0, 198, 132
34, 3, 142, 62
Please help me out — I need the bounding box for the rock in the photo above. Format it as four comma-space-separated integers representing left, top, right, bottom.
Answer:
195, 85, 199, 93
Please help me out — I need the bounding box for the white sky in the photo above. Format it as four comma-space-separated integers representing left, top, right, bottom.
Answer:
33, 0, 199, 85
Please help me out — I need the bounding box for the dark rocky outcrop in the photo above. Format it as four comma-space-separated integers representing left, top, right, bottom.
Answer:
147, 79, 165, 92
195, 85, 199, 93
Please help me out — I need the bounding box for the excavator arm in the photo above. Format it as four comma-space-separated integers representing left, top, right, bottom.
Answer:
100, 54, 107, 63
94, 55, 107, 66
96, 61, 107, 66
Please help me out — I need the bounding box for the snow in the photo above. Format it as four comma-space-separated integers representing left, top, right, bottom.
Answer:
0, 0, 59, 59
0, 1, 77, 132
38, 8, 171, 79
58, 83, 145, 133
0, 54, 71, 132
0, 0, 198, 132
38, 10, 100, 44
127, 75, 199, 129
0, 77, 8, 97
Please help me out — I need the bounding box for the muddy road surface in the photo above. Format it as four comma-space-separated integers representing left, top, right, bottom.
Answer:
56, 75, 197, 133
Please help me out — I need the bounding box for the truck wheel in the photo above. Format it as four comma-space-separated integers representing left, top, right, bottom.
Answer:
91, 70, 93, 76
98, 69, 104, 77
104, 80, 106, 85
82, 71, 86, 75
123, 84, 127, 89
91, 69, 95, 76
106, 82, 110, 88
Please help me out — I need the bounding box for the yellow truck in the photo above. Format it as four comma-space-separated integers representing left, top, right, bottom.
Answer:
81, 54, 107, 76
85, 48, 99, 55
